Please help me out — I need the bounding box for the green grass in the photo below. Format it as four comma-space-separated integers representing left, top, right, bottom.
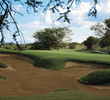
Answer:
0, 49, 110, 70
21, 50, 110, 69
0, 62, 8, 68
0, 75, 6, 80
77, 69, 110, 85
0, 61, 7, 80
0, 89, 110, 100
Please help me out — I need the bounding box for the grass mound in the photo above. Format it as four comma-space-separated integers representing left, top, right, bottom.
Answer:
77, 69, 110, 85
0, 62, 8, 68
0, 75, 6, 80
20, 51, 66, 70
0, 89, 110, 100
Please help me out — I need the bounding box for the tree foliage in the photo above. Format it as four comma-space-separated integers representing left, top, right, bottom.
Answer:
84, 36, 98, 50
91, 17, 110, 53
0, 0, 99, 49
99, 34, 110, 53
33, 27, 72, 50
69, 42, 79, 50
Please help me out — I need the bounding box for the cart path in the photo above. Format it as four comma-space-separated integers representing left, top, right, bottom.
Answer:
0, 53, 110, 96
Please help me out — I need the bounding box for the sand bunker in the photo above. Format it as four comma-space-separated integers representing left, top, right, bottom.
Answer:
0, 53, 110, 96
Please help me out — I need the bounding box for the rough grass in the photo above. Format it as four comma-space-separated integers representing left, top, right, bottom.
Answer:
0, 89, 110, 100
77, 69, 110, 85
0, 75, 6, 80
0, 62, 7, 80
0, 62, 8, 68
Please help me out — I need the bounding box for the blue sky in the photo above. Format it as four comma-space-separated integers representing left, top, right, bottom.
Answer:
5, 0, 110, 43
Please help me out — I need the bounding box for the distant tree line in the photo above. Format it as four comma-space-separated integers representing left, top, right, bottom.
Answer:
1, 17, 110, 53
82, 35, 110, 54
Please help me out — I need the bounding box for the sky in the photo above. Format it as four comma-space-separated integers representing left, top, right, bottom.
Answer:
4, 0, 110, 44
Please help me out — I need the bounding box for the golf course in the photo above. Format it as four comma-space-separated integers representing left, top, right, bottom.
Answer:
0, 0, 110, 99
0, 50, 110, 100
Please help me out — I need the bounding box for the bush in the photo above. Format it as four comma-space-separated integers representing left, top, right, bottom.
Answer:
77, 69, 110, 85
30, 42, 45, 50
0, 62, 8, 68
1, 45, 19, 50
0, 75, 6, 80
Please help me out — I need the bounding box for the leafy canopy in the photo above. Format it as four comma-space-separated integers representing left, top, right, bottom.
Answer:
33, 27, 72, 50
84, 36, 98, 50
90, 17, 110, 53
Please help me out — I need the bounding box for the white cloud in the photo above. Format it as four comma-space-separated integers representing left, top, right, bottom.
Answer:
77, 2, 91, 13
68, 2, 95, 28
16, 5, 22, 11
43, 2, 94, 28
44, 7, 67, 24
19, 21, 41, 28
96, 0, 110, 13
81, 21, 96, 28
13, 5, 23, 11
68, 0, 109, 29
106, 0, 110, 13
96, 3, 102, 12
44, 11, 53, 24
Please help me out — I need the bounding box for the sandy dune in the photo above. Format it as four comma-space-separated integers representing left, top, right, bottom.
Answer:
0, 53, 110, 96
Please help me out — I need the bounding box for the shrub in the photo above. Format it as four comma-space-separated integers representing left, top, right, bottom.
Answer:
0, 62, 8, 68
77, 69, 110, 85
1, 45, 19, 50
0, 75, 6, 80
